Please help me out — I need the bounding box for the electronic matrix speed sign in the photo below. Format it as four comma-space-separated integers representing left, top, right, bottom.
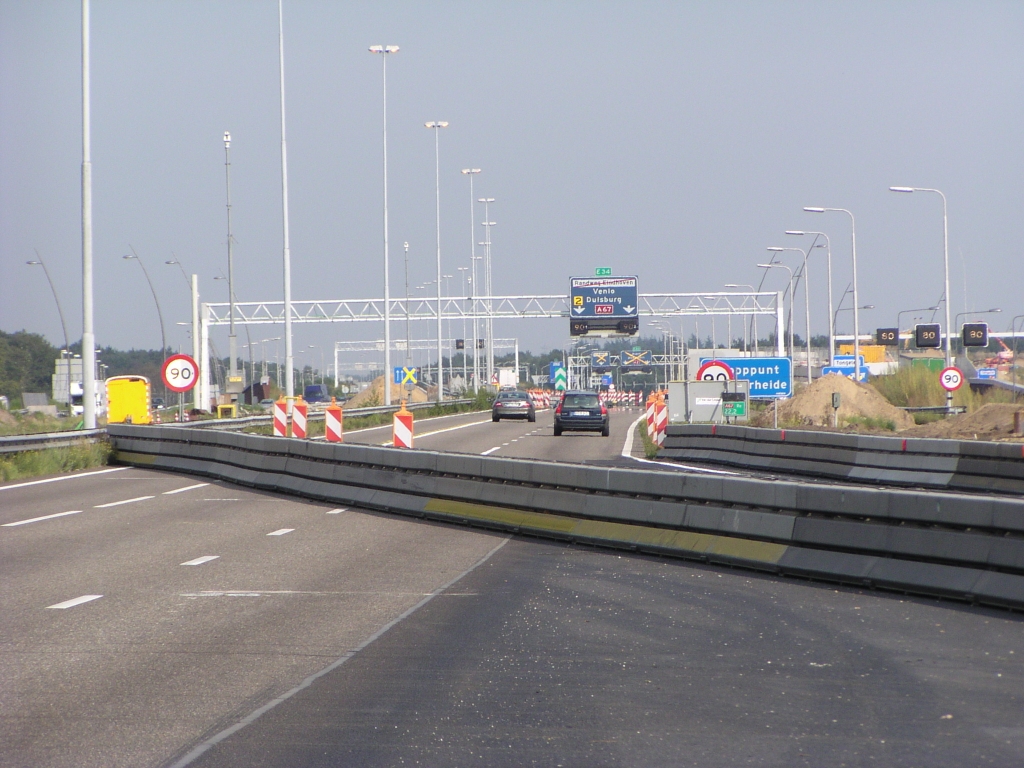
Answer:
876, 328, 899, 346
915, 323, 942, 349
962, 323, 989, 347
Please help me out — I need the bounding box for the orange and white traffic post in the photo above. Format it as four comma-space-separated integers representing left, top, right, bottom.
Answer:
393, 401, 414, 448
273, 398, 288, 437
291, 397, 308, 439
646, 393, 656, 440
325, 397, 343, 443
654, 394, 667, 446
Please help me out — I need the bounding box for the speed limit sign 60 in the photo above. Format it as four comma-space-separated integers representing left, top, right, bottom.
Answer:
939, 366, 964, 392
162, 354, 199, 393
695, 360, 734, 382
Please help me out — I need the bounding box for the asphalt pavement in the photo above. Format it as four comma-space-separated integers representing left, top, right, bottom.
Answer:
3, 411, 1022, 767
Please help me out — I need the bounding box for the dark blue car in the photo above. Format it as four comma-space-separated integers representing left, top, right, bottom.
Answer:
553, 390, 609, 436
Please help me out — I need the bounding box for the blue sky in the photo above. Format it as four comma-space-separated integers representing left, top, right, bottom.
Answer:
2, 1, 1022, 368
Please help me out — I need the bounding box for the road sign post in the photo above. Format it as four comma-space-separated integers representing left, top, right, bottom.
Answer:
162, 353, 198, 424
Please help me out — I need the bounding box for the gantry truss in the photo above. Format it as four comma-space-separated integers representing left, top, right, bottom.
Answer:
201, 291, 782, 326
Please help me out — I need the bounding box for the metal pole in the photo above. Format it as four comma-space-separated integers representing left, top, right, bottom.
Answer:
805, 207, 859, 383
278, 0, 295, 410
125, 248, 166, 361
426, 122, 448, 403
461, 169, 481, 392
191, 274, 200, 410
458, 266, 468, 388
404, 242, 411, 372
370, 45, 398, 405
81, 0, 96, 428
224, 131, 238, 392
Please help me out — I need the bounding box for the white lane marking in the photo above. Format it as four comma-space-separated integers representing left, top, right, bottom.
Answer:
327, 508, 347, 514
167, 538, 509, 768
93, 495, 155, 508
621, 414, 737, 476
3, 510, 82, 527
0, 466, 128, 492
346, 411, 493, 437
267, 528, 294, 536
163, 483, 209, 495
47, 594, 103, 609
204, 498, 240, 501
181, 555, 220, 566
377, 417, 495, 445
481, 447, 501, 455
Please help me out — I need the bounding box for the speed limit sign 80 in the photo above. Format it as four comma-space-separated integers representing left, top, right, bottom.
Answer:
939, 366, 964, 392
162, 354, 199, 393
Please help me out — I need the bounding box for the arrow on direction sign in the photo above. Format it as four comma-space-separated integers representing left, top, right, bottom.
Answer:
573, 307, 585, 314
623, 306, 635, 313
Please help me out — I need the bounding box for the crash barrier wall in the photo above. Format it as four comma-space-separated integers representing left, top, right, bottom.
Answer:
108, 424, 1024, 610
0, 428, 107, 455
662, 423, 1024, 495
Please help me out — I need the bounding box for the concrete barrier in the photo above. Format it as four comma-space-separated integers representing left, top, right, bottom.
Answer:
108, 424, 1024, 611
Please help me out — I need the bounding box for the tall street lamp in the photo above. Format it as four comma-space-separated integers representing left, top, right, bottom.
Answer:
278, 1, 296, 412
786, 230, 834, 365
724, 283, 754, 353
804, 206, 861, 383
425, 120, 449, 402
123, 248, 166, 360
889, 186, 952, 411
478, 197, 495, 386
757, 262, 794, 357
458, 266, 469, 388
26, 253, 70, 356
461, 169, 481, 391
769, 245, 813, 383
370, 43, 399, 405
470, 254, 483, 389
82, 0, 97, 428
223, 131, 239, 397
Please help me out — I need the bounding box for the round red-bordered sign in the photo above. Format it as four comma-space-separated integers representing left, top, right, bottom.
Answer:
696, 360, 734, 382
162, 354, 199, 393
938, 366, 964, 392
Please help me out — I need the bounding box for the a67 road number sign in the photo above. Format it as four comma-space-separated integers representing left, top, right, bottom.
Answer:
939, 366, 964, 392
162, 354, 199, 393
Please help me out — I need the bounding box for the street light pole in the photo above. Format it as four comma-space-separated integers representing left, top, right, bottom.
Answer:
425, 121, 449, 402
81, 0, 97, 428
470, 254, 482, 390
478, 197, 495, 386
123, 248, 166, 360
461, 169, 481, 392
223, 131, 239, 395
889, 186, 952, 411
769, 246, 812, 383
757, 262, 794, 358
458, 266, 469, 388
723, 283, 753, 353
27, 253, 70, 356
278, 0, 296, 412
786, 230, 833, 365
370, 43, 399, 405
403, 241, 411, 373
805, 207, 860, 383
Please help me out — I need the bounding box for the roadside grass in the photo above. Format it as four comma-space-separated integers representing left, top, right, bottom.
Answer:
0, 440, 112, 483
635, 420, 659, 459
872, 365, 1018, 412
842, 415, 897, 432
0, 412, 89, 436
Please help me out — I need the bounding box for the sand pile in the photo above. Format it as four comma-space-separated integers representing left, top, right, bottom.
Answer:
752, 373, 915, 430
344, 375, 429, 408
901, 403, 1024, 440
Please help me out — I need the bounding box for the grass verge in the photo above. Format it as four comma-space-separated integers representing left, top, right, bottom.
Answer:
0, 440, 112, 483
635, 420, 659, 459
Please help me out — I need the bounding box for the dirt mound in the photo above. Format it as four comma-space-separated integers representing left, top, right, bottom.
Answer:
344, 376, 429, 409
0, 409, 15, 426
752, 373, 915, 431
901, 403, 1024, 440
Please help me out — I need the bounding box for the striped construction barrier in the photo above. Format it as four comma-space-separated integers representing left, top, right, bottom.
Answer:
393, 403, 413, 448
291, 399, 308, 439
273, 399, 287, 437
646, 395, 656, 439
325, 399, 343, 443
654, 400, 667, 446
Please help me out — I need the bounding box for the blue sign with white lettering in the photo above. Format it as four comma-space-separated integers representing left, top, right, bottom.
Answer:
700, 357, 793, 399
832, 355, 866, 369
570, 276, 638, 318
976, 367, 997, 379
822, 366, 868, 382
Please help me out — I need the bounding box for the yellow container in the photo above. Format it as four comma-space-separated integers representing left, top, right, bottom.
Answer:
838, 344, 888, 363
106, 376, 152, 424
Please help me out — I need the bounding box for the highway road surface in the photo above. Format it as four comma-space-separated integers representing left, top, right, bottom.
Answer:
3, 410, 1023, 767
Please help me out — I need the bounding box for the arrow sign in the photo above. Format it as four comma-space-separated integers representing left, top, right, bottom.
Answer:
569, 276, 639, 319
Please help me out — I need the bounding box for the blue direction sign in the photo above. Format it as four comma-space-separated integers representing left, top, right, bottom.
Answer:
832, 355, 866, 369
822, 366, 868, 382
700, 357, 793, 399
591, 351, 614, 371
570, 276, 638, 318
976, 367, 997, 380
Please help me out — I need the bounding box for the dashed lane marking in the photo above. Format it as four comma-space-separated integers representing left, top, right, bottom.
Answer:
481, 447, 501, 455
0, 466, 127, 492
47, 595, 103, 609
3, 510, 81, 527
267, 529, 294, 536
181, 556, 220, 566
327, 508, 348, 514
163, 483, 209, 495
93, 495, 155, 508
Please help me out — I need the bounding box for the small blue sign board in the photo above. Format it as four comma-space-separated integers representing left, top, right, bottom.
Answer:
601, 374, 613, 387
549, 361, 564, 378
570, 276, 639, 318
976, 367, 997, 379
394, 366, 419, 385
700, 357, 793, 399
822, 366, 868, 382
832, 355, 866, 369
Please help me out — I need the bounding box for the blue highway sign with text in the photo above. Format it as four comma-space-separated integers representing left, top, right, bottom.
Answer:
699, 357, 793, 399
570, 276, 638, 318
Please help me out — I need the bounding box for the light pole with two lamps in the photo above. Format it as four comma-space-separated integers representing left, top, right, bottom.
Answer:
756, 261, 794, 358
785, 230, 834, 365
768, 245, 814, 383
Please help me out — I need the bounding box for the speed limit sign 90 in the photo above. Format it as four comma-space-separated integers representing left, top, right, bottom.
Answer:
162, 354, 199, 393
939, 366, 964, 392
695, 360, 735, 382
